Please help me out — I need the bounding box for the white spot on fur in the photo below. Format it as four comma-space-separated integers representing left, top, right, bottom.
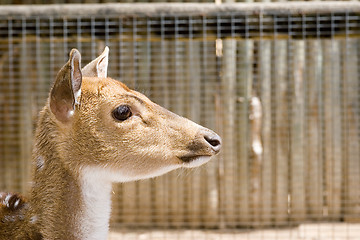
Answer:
36, 156, 45, 170
4, 194, 11, 208
30, 215, 38, 224
13, 198, 20, 208
67, 109, 75, 118
4, 215, 16, 222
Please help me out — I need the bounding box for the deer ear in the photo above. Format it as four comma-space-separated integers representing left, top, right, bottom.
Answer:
82, 46, 109, 78
50, 49, 82, 123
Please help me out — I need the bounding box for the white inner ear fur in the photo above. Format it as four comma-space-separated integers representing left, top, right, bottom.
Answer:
96, 46, 109, 78
96, 57, 108, 78
74, 89, 81, 103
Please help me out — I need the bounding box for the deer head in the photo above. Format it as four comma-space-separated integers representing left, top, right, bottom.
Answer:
45, 48, 221, 183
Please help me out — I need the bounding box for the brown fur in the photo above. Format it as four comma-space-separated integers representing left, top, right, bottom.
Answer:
0, 48, 221, 239
0, 193, 42, 239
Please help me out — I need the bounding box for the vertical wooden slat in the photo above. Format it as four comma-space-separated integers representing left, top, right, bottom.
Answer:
221, 38, 237, 227
273, 39, 289, 225
201, 40, 219, 228
35, 18, 51, 111
122, 181, 137, 226
323, 39, 342, 220
259, 39, 272, 226
221, 0, 238, 228
215, 55, 225, 229
4, 19, 18, 192
120, 36, 135, 89
19, 33, 32, 194
342, 38, 360, 222
236, 39, 253, 226
249, 93, 262, 226
290, 40, 306, 222
0, 48, 4, 190
137, 34, 151, 95
306, 39, 324, 220
110, 186, 122, 227
0, 42, 9, 191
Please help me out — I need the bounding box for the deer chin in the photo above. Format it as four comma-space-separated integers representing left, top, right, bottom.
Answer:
180, 155, 213, 168
81, 164, 182, 183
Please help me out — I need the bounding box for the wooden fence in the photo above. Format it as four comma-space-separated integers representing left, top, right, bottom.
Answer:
0, 3, 359, 228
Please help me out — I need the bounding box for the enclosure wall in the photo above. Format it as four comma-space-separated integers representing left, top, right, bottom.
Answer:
0, 3, 359, 233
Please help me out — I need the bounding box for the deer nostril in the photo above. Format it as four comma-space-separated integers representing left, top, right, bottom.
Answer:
204, 134, 222, 153
205, 137, 220, 147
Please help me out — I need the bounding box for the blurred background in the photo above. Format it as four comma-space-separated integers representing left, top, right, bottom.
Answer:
0, 1, 359, 239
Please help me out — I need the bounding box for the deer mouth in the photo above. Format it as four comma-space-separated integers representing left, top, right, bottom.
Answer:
178, 155, 213, 168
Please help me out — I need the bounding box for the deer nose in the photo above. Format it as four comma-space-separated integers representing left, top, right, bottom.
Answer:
203, 131, 222, 154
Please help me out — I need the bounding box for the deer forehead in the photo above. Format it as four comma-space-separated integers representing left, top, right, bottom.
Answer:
81, 77, 129, 97
80, 77, 161, 121
81, 77, 148, 105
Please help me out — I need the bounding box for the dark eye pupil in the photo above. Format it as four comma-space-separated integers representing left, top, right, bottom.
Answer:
112, 105, 132, 121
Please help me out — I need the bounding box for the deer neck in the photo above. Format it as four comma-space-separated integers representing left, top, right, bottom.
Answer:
30, 113, 113, 240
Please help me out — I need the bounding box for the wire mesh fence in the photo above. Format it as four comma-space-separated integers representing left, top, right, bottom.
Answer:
0, 2, 359, 239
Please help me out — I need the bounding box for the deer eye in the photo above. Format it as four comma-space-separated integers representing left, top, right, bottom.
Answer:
112, 105, 132, 121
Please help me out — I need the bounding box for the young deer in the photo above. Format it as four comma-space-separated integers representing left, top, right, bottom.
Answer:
0, 47, 221, 240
